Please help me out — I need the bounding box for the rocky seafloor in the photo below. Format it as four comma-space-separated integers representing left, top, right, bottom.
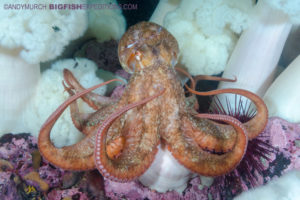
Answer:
0, 117, 299, 200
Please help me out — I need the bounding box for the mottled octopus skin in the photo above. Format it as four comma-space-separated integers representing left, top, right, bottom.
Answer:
38, 79, 122, 170
38, 22, 268, 182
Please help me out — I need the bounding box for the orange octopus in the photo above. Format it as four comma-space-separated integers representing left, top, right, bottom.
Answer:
38, 22, 268, 182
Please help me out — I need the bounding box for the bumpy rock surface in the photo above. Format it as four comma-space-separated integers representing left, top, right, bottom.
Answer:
0, 133, 105, 200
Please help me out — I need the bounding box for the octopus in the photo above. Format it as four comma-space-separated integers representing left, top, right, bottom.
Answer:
38, 22, 268, 184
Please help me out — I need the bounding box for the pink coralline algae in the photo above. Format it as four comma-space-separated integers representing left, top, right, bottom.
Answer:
47, 188, 89, 200
115, 69, 131, 80
104, 117, 300, 200
0, 133, 105, 200
0, 172, 20, 200
109, 70, 130, 99
0, 133, 65, 199
110, 84, 126, 99
0, 117, 298, 200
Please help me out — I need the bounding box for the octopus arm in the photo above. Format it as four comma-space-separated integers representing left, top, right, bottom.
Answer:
94, 89, 165, 182
63, 69, 117, 110
166, 113, 248, 176
181, 115, 237, 153
175, 67, 236, 92
38, 79, 120, 170
175, 67, 236, 111
186, 87, 268, 139
63, 81, 95, 134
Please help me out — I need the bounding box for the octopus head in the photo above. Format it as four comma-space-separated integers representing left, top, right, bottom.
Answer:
118, 21, 179, 73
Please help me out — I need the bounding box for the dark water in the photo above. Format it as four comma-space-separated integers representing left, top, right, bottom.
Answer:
117, 0, 159, 27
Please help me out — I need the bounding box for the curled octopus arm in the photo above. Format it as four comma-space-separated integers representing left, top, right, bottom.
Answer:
175, 67, 236, 111
180, 115, 237, 153
63, 69, 122, 110
94, 88, 165, 182
63, 81, 94, 134
174, 67, 236, 93
38, 79, 123, 170
167, 113, 248, 176
185, 86, 268, 140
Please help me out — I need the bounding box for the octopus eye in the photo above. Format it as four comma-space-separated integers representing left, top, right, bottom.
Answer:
126, 53, 136, 73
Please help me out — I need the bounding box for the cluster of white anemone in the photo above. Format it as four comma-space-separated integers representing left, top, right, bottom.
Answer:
0, 0, 126, 143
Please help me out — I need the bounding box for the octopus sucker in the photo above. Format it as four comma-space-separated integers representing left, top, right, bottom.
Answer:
168, 113, 248, 176
38, 21, 268, 192
95, 89, 165, 181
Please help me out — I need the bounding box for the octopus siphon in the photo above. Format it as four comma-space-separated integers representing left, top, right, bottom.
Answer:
38, 22, 268, 192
